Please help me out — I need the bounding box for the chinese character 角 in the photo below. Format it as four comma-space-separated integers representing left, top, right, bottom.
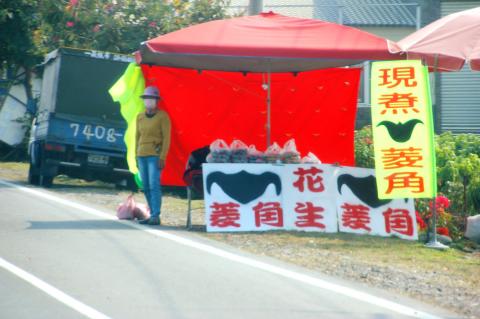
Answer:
253, 202, 283, 228
385, 172, 425, 194
383, 208, 414, 236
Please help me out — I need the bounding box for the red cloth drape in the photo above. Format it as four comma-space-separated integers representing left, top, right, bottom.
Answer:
141, 65, 361, 186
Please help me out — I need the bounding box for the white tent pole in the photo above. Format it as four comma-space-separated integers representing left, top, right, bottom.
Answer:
425, 53, 448, 250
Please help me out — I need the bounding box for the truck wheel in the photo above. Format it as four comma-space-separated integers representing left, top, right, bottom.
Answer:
28, 165, 40, 185
39, 175, 53, 188
28, 143, 41, 185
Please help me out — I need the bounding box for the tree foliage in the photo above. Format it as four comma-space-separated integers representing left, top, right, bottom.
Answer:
36, 0, 230, 55
0, 0, 43, 69
1, 0, 230, 72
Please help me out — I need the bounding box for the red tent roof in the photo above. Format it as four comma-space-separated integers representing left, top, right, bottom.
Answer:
138, 12, 401, 72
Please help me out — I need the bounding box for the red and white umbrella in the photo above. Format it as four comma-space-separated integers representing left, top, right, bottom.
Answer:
397, 6, 480, 71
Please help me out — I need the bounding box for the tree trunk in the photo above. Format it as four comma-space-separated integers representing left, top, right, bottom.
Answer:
23, 67, 34, 104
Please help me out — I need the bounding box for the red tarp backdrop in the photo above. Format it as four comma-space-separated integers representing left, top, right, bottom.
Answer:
141, 66, 361, 186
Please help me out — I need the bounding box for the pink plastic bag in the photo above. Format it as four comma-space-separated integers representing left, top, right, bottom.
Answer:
247, 145, 265, 163
281, 139, 301, 164
265, 142, 282, 163
230, 139, 248, 163
207, 139, 231, 163
133, 203, 151, 220
301, 152, 322, 164
117, 194, 136, 220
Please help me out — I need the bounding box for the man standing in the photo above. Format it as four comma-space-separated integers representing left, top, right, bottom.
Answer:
136, 86, 171, 225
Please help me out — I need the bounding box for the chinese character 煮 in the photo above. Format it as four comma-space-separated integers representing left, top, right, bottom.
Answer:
378, 93, 419, 115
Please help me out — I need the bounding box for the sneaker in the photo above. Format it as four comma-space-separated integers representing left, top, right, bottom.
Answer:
139, 216, 160, 225
148, 216, 160, 225
139, 218, 150, 225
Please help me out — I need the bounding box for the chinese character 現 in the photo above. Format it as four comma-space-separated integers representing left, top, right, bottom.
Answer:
379, 67, 418, 88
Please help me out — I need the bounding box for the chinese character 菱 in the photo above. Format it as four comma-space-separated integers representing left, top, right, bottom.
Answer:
381, 147, 423, 169
341, 203, 371, 231
210, 202, 241, 228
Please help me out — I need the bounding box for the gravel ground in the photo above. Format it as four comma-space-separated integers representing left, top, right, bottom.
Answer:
1, 163, 479, 318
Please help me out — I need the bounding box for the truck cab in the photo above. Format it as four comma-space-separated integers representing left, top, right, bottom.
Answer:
28, 48, 135, 189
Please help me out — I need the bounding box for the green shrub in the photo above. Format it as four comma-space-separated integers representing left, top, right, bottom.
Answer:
354, 128, 480, 236
354, 125, 375, 168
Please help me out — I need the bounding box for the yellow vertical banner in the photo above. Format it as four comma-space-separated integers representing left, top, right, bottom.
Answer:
109, 63, 145, 176
370, 60, 436, 199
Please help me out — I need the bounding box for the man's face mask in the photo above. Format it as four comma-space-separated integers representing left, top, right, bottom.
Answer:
144, 98, 157, 110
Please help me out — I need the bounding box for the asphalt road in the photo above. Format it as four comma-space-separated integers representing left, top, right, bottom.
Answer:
0, 179, 458, 319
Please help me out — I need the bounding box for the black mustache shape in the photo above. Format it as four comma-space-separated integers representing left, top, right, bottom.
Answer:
337, 174, 392, 208
377, 119, 423, 143
206, 170, 282, 205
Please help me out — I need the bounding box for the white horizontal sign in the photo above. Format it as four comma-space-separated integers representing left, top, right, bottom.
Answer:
203, 164, 417, 240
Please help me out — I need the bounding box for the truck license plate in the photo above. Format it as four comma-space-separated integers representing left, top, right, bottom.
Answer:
87, 154, 109, 165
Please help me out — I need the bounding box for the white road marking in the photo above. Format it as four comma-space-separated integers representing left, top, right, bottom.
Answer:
0, 180, 443, 319
0, 257, 111, 319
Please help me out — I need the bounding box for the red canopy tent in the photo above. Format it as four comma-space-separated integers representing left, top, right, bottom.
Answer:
135, 12, 402, 185
138, 12, 400, 72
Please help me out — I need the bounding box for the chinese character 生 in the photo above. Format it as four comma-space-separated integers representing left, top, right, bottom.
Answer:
294, 202, 325, 228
